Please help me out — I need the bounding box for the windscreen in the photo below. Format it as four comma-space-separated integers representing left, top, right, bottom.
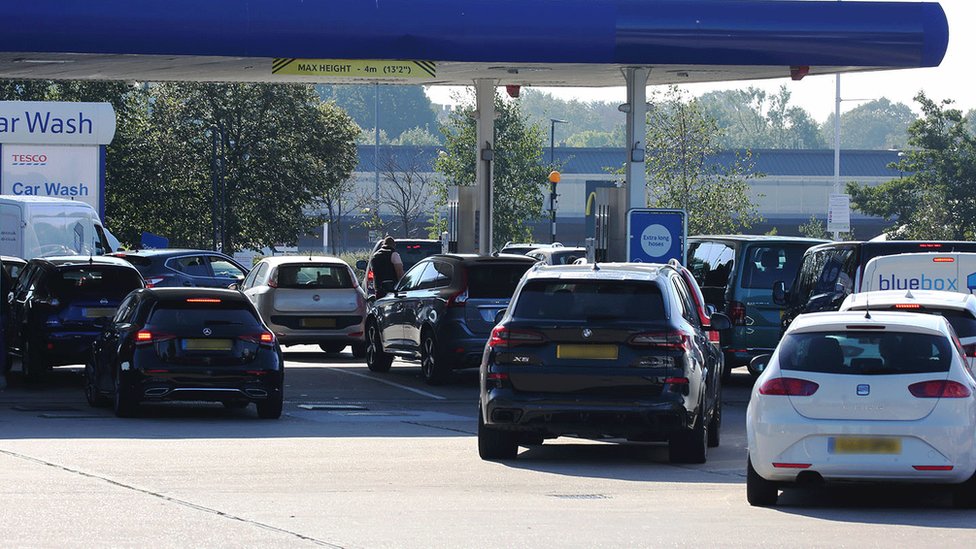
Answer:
467, 263, 532, 299
398, 243, 441, 270
149, 302, 262, 328
51, 267, 143, 300
513, 280, 665, 321
778, 330, 952, 375
275, 264, 352, 289
741, 244, 809, 289
935, 310, 976, 339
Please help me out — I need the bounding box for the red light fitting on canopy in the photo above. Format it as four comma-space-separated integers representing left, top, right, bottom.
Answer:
790, 65, 810, 81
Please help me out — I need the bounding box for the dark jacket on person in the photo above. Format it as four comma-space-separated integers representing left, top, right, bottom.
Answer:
371, 246, 398, 297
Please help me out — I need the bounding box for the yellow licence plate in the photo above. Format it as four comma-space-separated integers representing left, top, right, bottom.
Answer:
829, 437, 902, 455
556, 344, 618, 360
84, 308, 116, 318
301, 317, 336, 328
182, 339, 234, 351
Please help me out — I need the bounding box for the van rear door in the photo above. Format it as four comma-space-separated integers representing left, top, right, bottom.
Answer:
862, 253, 966, 293
0, 202, 23, 257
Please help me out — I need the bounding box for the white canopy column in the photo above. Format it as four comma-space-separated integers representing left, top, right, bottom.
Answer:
474, 78, 496, 255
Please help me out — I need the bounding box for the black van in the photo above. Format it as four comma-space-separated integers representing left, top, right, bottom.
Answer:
776, 240, 976, 331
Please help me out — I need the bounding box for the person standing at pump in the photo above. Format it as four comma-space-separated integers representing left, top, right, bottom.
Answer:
371, 236, 404, 299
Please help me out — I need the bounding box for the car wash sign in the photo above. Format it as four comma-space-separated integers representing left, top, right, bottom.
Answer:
0, 101, 116, 216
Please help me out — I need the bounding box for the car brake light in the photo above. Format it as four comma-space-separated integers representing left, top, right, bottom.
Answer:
489, 325, 545, 348
707, 330, 721, 344
728, 301, 746, 326
908, 380, 972, 398
366, 269, 374, 281
487, 372, 509, 381
134, 330, 175, 345
186, 298, 221, 303
894, 303, 921, 309
918, 243, 943, 248
447, 288, 469, 308
913, 465, 954, 471
963, 344, 976, 358
240, 332, 276, 346
629, 330, 690, 351
932, 257, 955, 263
758, 377, 819, 396
773, 463, 811, 469
665, 377, 689, 385
144, 276, 167, 288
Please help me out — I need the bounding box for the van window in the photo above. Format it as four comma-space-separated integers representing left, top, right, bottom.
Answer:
687, 241, 735, 304
741, 244, 809, 290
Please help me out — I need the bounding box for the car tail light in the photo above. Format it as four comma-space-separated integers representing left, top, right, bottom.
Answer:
240, 332, 276, 346
629, 330, 690, 351
707, 330, 721, 345
894, 303, 922, 309
144, 276, 167, 288
913, 465, 954, 471
489, 325, 545, 348
134, 330, 176, 345
908, 380, 972, 398
447, 288, 469, 308
932, 257, 955, 263
772, 463, 811, 469
487, 372, 509, 381
758, 377, 819, 396
728, 301, 746, 326
186, 298, 221, 303
918, 243, 943, 249
961, 344, 976, 358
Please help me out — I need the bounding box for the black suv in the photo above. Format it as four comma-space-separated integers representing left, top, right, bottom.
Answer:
478, 263, 731, 463
87, 288, 284, 418
365, 253, 537, 384
111, 249, 249, 288
6, 256, 145, 379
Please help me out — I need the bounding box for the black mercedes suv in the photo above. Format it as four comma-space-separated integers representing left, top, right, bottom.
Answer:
478, 262, 731, 463
6, 256, 145, 380
365, 253, 537, 384
86, 288, 284, 418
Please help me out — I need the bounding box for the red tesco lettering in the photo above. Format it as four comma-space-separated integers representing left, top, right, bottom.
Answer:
12, 154, 47, 163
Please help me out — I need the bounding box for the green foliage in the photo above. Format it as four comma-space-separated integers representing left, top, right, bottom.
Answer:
698, 86, 826, 149
644, 87, 762, 235
848, 92, 976, 239
822, 98, 916, 150
564, 130, 623, 148
434, 92, 549, 248
519, 89, 624, 148
798, 215, 829, 239
391, 126, 442, 146
316, 84, 439, 142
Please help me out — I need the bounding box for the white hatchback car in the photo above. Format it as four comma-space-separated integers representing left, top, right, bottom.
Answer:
239, 256, 367, 357
746, 311, 976, 507
841, 289, 976, 373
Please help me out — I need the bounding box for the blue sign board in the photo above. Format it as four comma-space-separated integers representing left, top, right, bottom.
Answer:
627, 208, 687, 264
140, 232, 169, 249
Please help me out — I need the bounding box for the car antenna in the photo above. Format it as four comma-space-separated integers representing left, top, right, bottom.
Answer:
591, 261, 600, 271
864, 292, 871, 320
905, 289, 914, 299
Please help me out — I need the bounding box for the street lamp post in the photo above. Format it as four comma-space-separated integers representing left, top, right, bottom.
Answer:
549, 119, 567, 243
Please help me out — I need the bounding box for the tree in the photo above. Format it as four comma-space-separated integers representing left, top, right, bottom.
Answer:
848, 92, 976, 239
316, 84, 439, 142
435, 91, 549, 247
564, 130, 623, 148
644, 87, 762, 235
822, 98, 917, 150
698, 86, 826, 149
375, 150, 435, 237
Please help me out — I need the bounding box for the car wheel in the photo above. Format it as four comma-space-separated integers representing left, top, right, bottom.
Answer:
113, 369, 139, 418
747, 456, 779, 506
351, 343, 367, 359
84, 360, 110, 408
420, 330, 450, 386
365, 321, 393, 373
668, 409, 708, 464
707, 393, 721, 448
319, 343, 346, 354
256, 391, 283, 419
478, 405, 518, 460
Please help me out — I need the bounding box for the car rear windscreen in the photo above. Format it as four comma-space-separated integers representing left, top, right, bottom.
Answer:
399, 243, 441, 270
778, 331, 952, 375
513, 280, 665, 321
275, 264, 353, 289
51, 267, 143, 299
467, 263, 533, 299
741, 244, 810, 289
149, 301, 262, 328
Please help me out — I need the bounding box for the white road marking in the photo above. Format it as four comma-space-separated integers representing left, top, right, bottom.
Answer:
327, 367, 447, 400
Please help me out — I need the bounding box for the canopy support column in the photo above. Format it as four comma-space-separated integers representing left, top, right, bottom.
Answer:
474, 78, 496, 255
624, 67, 650, 213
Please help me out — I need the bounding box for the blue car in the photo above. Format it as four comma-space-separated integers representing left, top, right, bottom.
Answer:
111, 249, 249, 289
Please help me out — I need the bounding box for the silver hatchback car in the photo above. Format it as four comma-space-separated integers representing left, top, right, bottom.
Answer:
239, 256, 367, 357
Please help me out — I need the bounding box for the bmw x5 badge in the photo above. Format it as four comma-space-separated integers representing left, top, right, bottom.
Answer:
856, 384, 870, 396
582, 329, 592, 338
203, 328, 212, 336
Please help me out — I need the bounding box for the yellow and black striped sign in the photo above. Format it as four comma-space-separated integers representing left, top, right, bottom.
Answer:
272, 59, 436, 78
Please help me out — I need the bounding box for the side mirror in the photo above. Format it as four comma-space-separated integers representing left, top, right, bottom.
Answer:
356, 260, 368, 271
707, 312, 732, 331
494, 309, 507, 325
772, 280, 788, 306
749, 353, 772, 376
380, 280, 396, 293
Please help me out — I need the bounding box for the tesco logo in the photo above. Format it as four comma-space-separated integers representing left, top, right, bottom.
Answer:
11, 153, 47, 166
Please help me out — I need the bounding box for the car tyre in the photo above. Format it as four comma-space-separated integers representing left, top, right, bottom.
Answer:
84, 360, 110, 408
478, 405, 518, 460
747, 456, 779, 506
420, 330, 450, 386
707, 393, 721, 448
256, 391, 283, 419
365, 321, 393, 373
668, 409, 708, 464
351, 343, 367, 359
319, 343, 346, 354
113, 370, 139, 418
952, 474, 976, 509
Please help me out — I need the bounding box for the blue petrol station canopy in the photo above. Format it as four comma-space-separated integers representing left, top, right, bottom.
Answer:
0, 0, 949, 86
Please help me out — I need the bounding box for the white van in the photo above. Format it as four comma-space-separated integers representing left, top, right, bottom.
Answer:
861, 252, 976, 294
0, 195, 112, 260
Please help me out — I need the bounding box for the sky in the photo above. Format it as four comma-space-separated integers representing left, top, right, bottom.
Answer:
425, 0, 974, 123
